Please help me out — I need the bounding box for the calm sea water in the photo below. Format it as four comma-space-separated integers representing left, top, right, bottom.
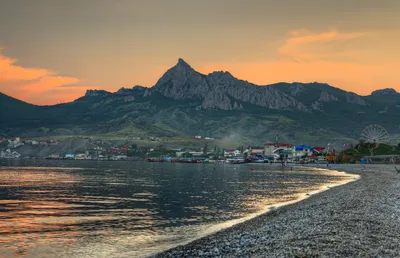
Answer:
0, 160, 351, 257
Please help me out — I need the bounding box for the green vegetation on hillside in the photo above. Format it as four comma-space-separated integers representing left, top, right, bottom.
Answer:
338, 142, 400, 163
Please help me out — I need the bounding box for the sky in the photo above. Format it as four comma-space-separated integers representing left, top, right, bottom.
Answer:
0, 0, 399, 105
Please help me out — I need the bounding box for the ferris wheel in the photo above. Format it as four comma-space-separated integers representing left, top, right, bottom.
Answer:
360, 124, 389, 143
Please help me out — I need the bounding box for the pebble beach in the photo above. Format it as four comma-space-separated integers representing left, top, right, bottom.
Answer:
155, 164, 400, 257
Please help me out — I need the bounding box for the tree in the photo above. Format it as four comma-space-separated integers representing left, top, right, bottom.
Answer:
203, 143, 208, 154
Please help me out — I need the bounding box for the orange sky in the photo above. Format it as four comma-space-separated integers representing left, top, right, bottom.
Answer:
0, 1, 399, 105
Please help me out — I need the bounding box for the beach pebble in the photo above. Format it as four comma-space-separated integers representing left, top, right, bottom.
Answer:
157, 165, 400, 257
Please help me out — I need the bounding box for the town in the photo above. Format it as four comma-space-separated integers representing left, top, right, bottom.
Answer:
0, 136, 337, 164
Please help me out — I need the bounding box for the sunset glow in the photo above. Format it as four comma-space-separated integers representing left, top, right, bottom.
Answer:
0, 1, 399, 105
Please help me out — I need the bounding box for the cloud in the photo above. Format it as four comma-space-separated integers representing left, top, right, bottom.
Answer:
198, 29, 400, 95
277, 29, 369, 62
0, 49, 94, 105
0, 49, 50, 81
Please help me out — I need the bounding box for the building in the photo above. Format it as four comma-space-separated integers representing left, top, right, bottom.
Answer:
224, 149, 241, 157
0, 149, 20, 159
65, 152, 75, 159
121, 146, 130, 153
47, 154, 60, 159
264, 143, 294, 156
293, 145, 314, 158
246, 147, 264, 156
75, 153, 88, 160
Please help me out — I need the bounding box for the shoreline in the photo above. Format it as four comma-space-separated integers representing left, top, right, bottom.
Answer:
155, 164, 400, 257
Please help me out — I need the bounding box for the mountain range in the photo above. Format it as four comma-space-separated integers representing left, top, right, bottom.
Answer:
1, 58, 400, 146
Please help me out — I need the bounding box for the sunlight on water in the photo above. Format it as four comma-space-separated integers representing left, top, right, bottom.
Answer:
0, 162, 355, 257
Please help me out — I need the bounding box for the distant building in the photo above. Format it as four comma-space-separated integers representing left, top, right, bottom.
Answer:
121, 146, 130, 153
293, 145, 314, 157
247, 147, 264, 156
75, 153, 88, 160
111, 155, 128, 161
65, 152, 75, 159
224, 149, 241, 157
264, 143, 293, 156
0, 149, 20, 159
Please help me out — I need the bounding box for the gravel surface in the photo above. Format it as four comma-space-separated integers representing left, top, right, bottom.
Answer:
155, 164, 400, 257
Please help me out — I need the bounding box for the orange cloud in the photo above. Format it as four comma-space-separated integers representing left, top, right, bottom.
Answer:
277, 29, 370, 62
0, 49, 50, 81
198, 29, 400, 95
20, 76, 80, 93
0, 49, 95, 105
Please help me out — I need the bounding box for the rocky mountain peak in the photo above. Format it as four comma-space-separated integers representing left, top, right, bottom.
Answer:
176, 58, 193, 70
319, 91, 339, 102
85, 89, 110, 97
208, 71, 234, 79
289, 83, 306, 96
371, 88, 399, 97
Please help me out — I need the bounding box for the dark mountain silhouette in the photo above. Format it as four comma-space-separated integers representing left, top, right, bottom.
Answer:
1, 59, 400, 145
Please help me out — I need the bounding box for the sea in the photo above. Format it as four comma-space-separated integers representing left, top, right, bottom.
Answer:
0, 160, 353, 257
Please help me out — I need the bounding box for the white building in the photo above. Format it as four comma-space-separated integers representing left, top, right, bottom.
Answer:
224, 149, 241, 157
65, 152, 75, 159
293, 145, 314, 158
0, 149, 20, 159
264, 143, 294, 156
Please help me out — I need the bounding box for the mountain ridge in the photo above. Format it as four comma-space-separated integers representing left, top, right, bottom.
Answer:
1, 58, 400, 145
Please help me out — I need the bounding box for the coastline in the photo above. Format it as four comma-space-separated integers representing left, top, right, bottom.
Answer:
155, 164, 400, 257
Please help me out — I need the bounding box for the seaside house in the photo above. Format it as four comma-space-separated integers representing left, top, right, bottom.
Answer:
111, 155, 128, 161
75, 153, 88, 160
65, 152, 75, 159
0, 149, 20, 159
293, 145, 314, 158
121, 146, 130, 153
247, 147, 264, 157
224, 149, 241, 157
264, 143, 294, 156
111, 147, 121, 153
47, 154, 60, 159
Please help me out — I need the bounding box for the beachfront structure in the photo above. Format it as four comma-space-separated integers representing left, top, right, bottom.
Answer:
246, 147, 264, 156
0, 150, 20, 159
293, 145, 314, 157
224, 149, 241, 157
264, 143, 294, 156
65, 152, 75, 159
176, 151, 204, 157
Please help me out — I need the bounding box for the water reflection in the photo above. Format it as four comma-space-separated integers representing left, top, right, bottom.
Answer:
0, 162, 353, 257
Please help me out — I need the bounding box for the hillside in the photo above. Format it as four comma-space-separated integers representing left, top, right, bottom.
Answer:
1, 59, 400, 146
338, 143, 400, 163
